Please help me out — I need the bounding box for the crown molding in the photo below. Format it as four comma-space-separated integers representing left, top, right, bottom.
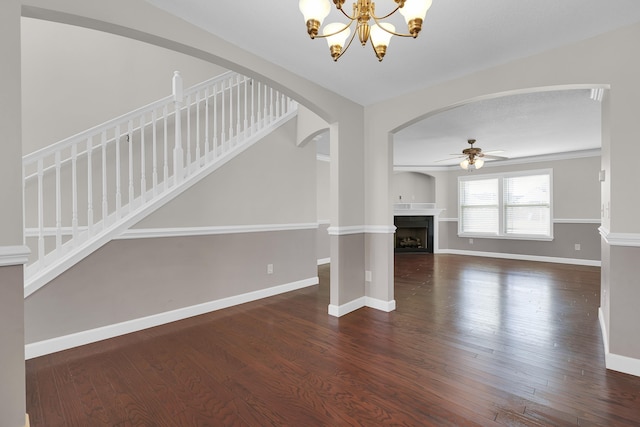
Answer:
395, 148, 601, 172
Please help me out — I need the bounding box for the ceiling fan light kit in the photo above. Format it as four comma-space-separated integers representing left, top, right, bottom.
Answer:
460, 139, 485, 171
299, 0, 432, 61
460, 156, 484, 170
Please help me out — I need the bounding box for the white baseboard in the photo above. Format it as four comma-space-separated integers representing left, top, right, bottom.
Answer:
599, 307, 640, 377
441, 249, 601, 267
25, 277, 318, 360
317, 257, 330, 265
328, 296, 396, 317
366, 297, 396, 312
599, 307, 610, 354
328, 297, 366, 317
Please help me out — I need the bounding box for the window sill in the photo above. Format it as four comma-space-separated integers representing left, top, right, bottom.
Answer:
458, 233, 554, 242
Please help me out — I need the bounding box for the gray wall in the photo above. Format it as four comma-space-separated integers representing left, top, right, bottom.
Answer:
441, 222, 600, 261
25, 229, 316, 343
317, 222, 330, 262
0, 266, 25, 426
609, 245, 640, 356
435, 155, 601, 261
1, 0, 25, 425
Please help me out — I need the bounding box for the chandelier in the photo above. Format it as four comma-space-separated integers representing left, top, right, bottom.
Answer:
299, 0, 433, 61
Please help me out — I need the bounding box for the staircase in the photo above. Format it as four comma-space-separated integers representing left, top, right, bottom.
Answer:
23, 71, 297, 297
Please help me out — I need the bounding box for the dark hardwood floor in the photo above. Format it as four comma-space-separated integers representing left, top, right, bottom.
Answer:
26, 254, 640, 426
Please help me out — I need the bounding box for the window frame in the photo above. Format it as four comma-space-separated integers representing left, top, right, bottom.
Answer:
458, 168, 554, 241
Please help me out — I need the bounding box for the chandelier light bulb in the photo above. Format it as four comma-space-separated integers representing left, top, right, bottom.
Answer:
323, 22, 351, 61
474, 157, 485, 169
370, 22, 395, 61
324, 23, 351, 48
398, 0, 432, 36
370, 23, 395, 48
460, 159, 470, 170
399, 0, 433, 21
299, 0, 331, 38
299, 0, 331, 22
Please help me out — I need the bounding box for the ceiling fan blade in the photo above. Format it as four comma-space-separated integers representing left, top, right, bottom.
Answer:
483, 150, 505, 155
482, 154, 509, 160
435, 156, 465, 163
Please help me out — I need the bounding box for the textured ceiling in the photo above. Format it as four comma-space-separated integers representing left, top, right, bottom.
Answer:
147, 0, 640, 165
394, 89, 602, 167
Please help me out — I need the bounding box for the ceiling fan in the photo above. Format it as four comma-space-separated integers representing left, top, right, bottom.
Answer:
437, 139, 507, 170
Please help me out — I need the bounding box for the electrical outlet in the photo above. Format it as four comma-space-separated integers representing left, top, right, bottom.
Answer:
365, 270, 372, 282
574, 244, 581, 251
267, 264, 273, 274
469, 238, 474, 244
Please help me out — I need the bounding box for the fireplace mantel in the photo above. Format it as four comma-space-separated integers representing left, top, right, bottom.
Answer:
393, 203, 445, 217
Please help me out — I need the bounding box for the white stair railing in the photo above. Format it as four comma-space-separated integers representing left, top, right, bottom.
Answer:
23, 71, 297, 296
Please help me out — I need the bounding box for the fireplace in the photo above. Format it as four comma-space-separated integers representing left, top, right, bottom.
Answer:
394, 215, 434, 253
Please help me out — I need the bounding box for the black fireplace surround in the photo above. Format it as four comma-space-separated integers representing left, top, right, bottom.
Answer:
394, 215, 434, 253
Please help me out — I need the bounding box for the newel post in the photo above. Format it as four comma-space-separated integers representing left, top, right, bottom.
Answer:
173, 71, 184, 183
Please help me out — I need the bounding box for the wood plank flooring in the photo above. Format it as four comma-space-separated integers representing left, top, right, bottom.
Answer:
26, 254, 640, 426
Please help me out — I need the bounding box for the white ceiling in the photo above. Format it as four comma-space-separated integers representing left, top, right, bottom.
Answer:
147, 0, 640, 166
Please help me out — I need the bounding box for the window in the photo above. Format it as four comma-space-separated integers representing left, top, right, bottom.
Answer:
459, 178, 499, 234
458, 169, 552, 240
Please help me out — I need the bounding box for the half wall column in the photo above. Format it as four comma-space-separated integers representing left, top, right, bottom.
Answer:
364, 126, 396, 309
0, 1, 28, 426
327, 117, 368, 317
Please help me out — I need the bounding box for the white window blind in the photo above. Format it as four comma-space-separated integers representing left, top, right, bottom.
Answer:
459, 178, 499, 234
458, 169, 553, 240
504, 174, 551, 236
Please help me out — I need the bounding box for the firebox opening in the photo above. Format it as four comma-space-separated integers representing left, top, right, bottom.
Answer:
394, 215, 434, 253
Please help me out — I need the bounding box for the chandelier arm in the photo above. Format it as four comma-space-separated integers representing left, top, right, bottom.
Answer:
369, 35, 380, 56
370, 5, 402, 21
337, 5, 357, 20
333, 24, 359, 60
371, 15, 416, 38
313, 19, 355, 39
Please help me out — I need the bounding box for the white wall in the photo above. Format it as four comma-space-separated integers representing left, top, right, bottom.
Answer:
391, 172, 435, 203
317, 158, 330, 221
21, 17, 227, 154
135, 120, 316, 228
443, 156, 601, 220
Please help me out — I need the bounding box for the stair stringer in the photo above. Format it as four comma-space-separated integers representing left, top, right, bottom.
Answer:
24, 108, 298, 298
